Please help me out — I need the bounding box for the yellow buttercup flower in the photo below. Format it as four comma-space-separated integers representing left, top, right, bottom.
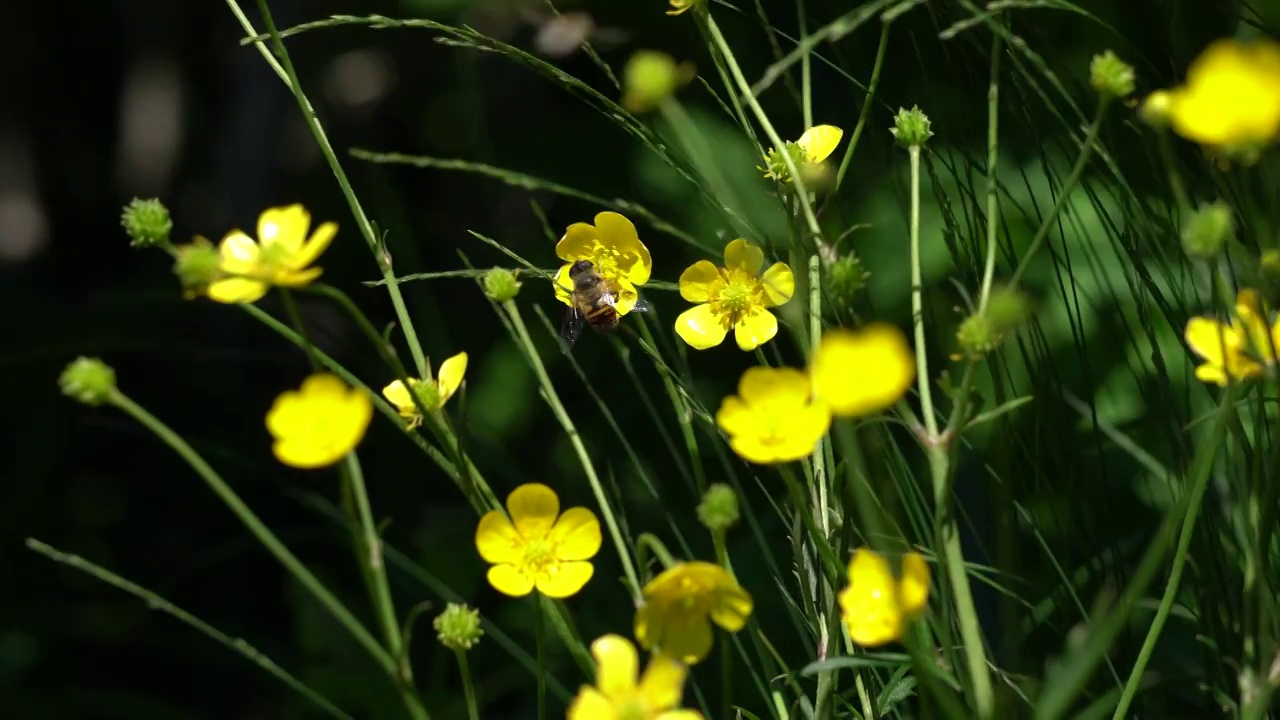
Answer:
475, 483, 601, 598
567, 634, 702, 720
206, 204, 336, 304
716, 366, 830, 465
838, 548, 930, 647
634, 561, 753, 664
265, 374, 373, 469
1165, 39, 1280, 152
1185, 289, 1280, 386
381, 352, 468, 430
811, 325, 916, 417
553, 211, 653, 316
675, 239, 795, 351
760, 125, 844, 182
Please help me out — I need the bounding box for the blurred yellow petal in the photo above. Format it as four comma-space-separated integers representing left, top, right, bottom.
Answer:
548, 507, 602, 561
486, 563, 535, 597
273, 266, 323, 287
714, 396, 754, 437
675, 304, 729, 350
898, 552, 931, 617
709, 584, 754, 632
760, 262, 795, 306
737, 366, 811, 409
722, 238, 764, 274
1170, 39, 1280, 147
637, 653, 688, 710
661, 614, 714, 664
1184, 317, 1238, 365
797, 125, 844, 162
258, 204, 311, 254
812, 325, 915, 417
634, 602, 664, 653
554, 264, 575, 307
381, 379, 415, 414
475, 510, 522, 564
655, 712, 703, 720
591, 634, 639, 701
288, 220, 337, 270
733, 308, 778, 351
536, 560, 594, 598
206, 277, 268, 304
506, 483, 560, 541
266, 374, 371, 469
678, 260, 724, 303
557, 222, 599, 261
1194, 364, 1230, 386
840, 548, 904, 647
566, 688, 617, 720
218, 231, 261, 274
436, 352, 468, 405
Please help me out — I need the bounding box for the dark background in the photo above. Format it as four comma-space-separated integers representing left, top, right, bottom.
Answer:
3, 0, 1272, 718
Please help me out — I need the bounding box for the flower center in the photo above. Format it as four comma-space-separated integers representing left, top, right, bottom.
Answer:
674, 577, 711, 614
717, 275, 758, 320
521, 539, 555, 576
412, 379, 442, 412
258, 240, 292, 270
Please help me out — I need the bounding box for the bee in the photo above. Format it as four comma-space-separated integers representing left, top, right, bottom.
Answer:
560, 259, 650, 352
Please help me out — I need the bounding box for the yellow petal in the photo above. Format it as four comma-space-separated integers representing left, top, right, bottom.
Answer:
205, 277, 268, 304
536, 560, 594, 598
1194, 363, 1230, 386
475, 510, 523, 564
548, 507, 602, 561
637, 653, 688, 711
733, 308, 779, 351
839, 548, 903, 646
897, 552, 931, 617
797, 125, 844, 163
714, 396, 756, 437
567, 688, 617, 720
709, 584, 754, 632
381, 379, 416, 414
271, 436, 346, 469
590, 634, 639, 702
506, 483, 560, 541
596, 211, 652, 286
615, 279, 639, 316
486, 563, 535, 597
557, 222, 599, 262
660, 613, 714, 665
266, 375, 372, 468
675, 304, 729, 349
1184, 316, 1239, 365
634, 602, 663, 653
436, 352, 468, 405
737, 366, 812, 410
272, 266, 323, 288
678, 260, 724, 303
760, 262, 795, 306
258, 204, 311, 254
288, 220, 337, 270
722, 238, 764, 274
554, 264, 576, 307
655, 712, 702, 720
812, 324, 916, 417
218, 230, 261, 274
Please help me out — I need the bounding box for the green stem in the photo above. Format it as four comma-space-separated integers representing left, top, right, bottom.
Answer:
797, 0, 812, 129
535, 594, 546, 720
1007, 98, 1111, 288
456, 649, 480, 720
279, 289, 320, 371
834, 21, 891, 193
503, 301, 642, 599
636, 317, 707, 494
106, 389, 428, 720
341, 454, 406, 673
238, 0, 428, 378
909, 146, 939, 442
977, 30, 1003, 311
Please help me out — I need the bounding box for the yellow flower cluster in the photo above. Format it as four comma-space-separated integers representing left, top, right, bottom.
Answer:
1185, 289, 1280, 385
1152, 38, 1280, 155
839, 548, 931, 646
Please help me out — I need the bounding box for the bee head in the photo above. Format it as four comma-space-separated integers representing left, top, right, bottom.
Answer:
568, 259, 595, 278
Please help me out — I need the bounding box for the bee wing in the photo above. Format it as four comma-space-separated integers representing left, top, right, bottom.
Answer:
630, 295, 652, 313
559, 306, 587, 354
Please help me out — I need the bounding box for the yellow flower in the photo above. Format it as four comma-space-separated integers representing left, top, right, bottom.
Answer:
811, 325, 915, 417
760, 125, 844, 181
207, 204, 336, 304
567, 634, 702, 720
475, 483, 602, 598
675, 239, 795, 351
716, 366, 831, 464
381, 352, 468, 429
634, 561, 753, 664
1166, 39, 1280, 151
553, 211, 653, 316
1185, 289, 1280, 385
666, 0, 698, 16
838, 548, 930, 647
265, 374, 373, 469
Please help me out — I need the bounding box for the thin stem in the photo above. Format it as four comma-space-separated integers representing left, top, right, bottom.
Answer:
977, 30, 1003, 311
504, 301, 642, 599
1007, 98, 1112, 288
909, 145, 939, 441
636, 316, 707, 493
280, 289, 320, 371
239, 0, 428, 378
341, 454, 406, 673
798, 0, 812, 129
455, 649, 480, 720
535, 594, 547, 720
835, 21, 891, 193
105, 389, 428, 719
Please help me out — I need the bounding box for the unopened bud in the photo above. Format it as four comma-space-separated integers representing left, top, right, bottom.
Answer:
173, 238, 223, 297
890, 106, 933, 148
622, 51, 694, 113
1139, 90, 1172, 128
826, 253, 869, 310
697, 483, 739, 532
955, 287, 1031, 358
1181, 201, 1233, 259
59, 357, 117, 406
482, 267, 522, 302
1090, 50, 1135, 98
121, 198, 172, 248
434, 603, 483, 651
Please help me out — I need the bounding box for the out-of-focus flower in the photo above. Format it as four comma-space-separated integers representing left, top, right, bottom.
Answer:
381, 352, 468, 430
475, 483, 601, 598
553, 211, 652, 316
838, 548, 930, 647
1089, 50, 1136, 98
634, 561, 753, 664
675, 239, 794, 351
1185, 289, 1280, 385
207, 204, 336, 304
760, 125, 844, 182
266, 374, 373, 468
172, 237, 222, 298
716, 366, 830, 464
1165, 39, 1280, 153
567, 634, 701, 720
810, 325, 915, 417
623, 50, 694, 113
696, 483, 739, 532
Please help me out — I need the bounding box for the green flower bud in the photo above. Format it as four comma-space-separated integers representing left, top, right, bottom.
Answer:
622, 51, 693, 113
434, 603, 483, 651
482, 267, 522, 302
121, 198, 172, 248
890, 106, 933, 148
1181, 201, 1233, 259
59, 357, 117, 406
697, 483, 739, 532
955, 287, 1031, 358
1138, 90, 1172, 128
826, 253, 869, 309
173, 238, 223, 297
759, 142, 809, 181
1089, 50, 1135, 98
